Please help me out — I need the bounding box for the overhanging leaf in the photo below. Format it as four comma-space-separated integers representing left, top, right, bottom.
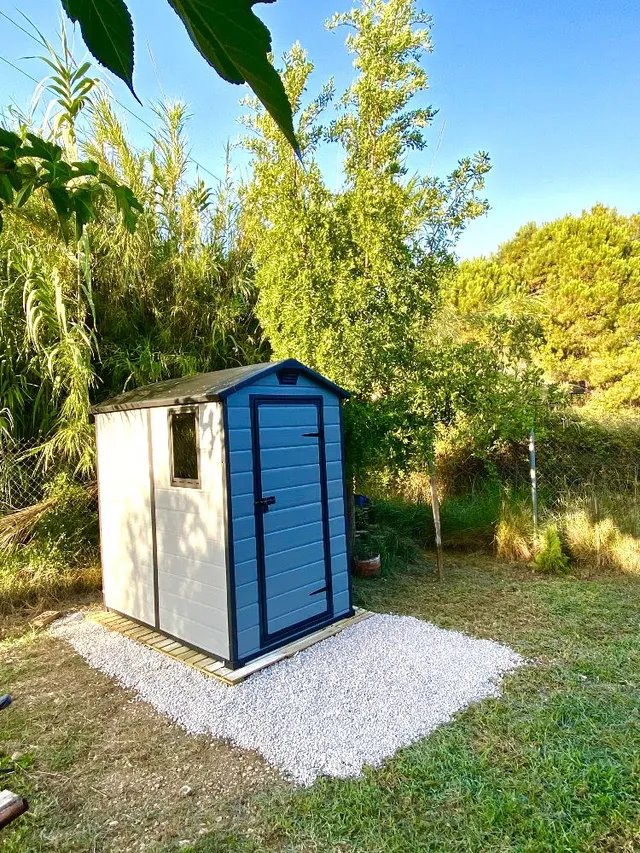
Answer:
0, 175, 15, 204
61, 0, 136, 97
166, 0, 298, 154
108, 182, 144, 233
0, 128, 21, 149
72, 187, 97, 239
47, 185, 72, 219
20, 134, 64, 163
71, 160, 100, 178
14, 181, 34, 208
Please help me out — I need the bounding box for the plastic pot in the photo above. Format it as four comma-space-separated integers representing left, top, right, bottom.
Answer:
353, 554, 381, 577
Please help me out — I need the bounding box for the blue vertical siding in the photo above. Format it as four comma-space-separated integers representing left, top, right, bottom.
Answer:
225, 372, 350, 661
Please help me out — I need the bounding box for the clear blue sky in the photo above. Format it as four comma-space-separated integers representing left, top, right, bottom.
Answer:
1, 0, 639, 259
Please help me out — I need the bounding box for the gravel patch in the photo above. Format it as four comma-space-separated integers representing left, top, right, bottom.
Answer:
51, 613, 524, 785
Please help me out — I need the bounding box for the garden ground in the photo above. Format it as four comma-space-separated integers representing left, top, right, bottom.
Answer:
1, 554, 639, 852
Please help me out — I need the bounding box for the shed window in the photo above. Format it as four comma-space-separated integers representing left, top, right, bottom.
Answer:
170, 410, 200, 486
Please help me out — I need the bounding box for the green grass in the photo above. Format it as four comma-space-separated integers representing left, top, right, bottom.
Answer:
191, 556, 640, 853
363, 488, 502, 569
2, 556, 640, 852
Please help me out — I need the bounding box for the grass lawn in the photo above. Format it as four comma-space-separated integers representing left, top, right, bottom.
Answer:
2, 554, 640, 852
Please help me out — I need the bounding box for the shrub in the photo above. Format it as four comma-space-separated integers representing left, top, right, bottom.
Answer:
0, 543, 101, 611
0, 473, 100, 610
32, 473, 98, 558
495, 496, 534, 562
610, 533, 640, 574
562, 510, 640, 574
360, 500, 433, 575
440, 485, 501, 550
534, 525, 571, 573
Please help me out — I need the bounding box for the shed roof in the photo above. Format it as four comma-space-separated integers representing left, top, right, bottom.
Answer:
91, 359, 349, 414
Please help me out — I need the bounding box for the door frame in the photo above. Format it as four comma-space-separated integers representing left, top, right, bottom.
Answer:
249, 394, 334, 648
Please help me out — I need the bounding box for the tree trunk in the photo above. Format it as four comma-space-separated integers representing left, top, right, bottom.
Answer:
429, 461, 444, 581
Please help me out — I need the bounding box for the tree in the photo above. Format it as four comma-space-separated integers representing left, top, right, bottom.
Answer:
243, 0, 489, 433
449, 205, 640, 409
242, 0, 492, 572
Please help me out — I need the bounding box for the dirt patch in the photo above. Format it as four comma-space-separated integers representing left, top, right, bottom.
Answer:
1, 630, 286, 852
0, 591, 102, 641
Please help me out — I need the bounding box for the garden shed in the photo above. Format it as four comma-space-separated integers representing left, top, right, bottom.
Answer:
91, 359, 352, 670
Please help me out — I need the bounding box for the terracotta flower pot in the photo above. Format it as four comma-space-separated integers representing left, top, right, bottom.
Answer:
353, 554, 381, 577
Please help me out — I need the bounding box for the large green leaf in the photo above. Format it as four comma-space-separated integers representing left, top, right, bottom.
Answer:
0, 128, 21, 149
19, 134, 63, 162
0, 123, 142, 237
61, 0, 298, 153
0, 175, 15, 204
164, 0, 299, 153
61, 0, 136, 96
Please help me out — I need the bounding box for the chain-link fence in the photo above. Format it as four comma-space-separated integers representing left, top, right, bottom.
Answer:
366, 438, 640, 556
0, 439, 50, 515
494, 450, 640, 536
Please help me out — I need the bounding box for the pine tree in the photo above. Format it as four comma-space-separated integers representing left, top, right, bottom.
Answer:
448, 205, 640, 409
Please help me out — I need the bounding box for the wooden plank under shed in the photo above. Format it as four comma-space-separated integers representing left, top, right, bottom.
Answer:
89, 607, 372, 685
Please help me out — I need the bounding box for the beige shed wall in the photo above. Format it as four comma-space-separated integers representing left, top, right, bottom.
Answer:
95, 410, 155, 624
149, 402, 229, 658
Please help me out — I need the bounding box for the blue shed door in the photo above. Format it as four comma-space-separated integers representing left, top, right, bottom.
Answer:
251, 396, 333, 645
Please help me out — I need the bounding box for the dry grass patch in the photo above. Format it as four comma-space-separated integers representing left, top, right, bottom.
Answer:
0, 626, 285, 852
561, 510, 640, 574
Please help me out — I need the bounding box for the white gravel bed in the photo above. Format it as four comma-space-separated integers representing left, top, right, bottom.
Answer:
51, 612, 524, 786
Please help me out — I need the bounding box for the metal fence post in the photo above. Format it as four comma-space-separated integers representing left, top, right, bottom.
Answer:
529, 427, 538, 546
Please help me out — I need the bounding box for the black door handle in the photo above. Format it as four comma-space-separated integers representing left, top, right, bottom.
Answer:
309, 586, 327, 597
255, 495, 276, 513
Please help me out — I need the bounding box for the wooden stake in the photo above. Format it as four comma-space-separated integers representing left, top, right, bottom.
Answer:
429, 462, 444, 581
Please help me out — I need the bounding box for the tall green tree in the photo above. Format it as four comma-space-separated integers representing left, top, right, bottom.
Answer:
449, 205, 640, 409
243, 0, 491, 470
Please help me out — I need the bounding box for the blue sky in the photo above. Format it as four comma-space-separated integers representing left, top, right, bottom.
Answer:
1, 0, 639, 259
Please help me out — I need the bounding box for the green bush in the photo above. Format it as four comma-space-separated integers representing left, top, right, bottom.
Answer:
0, 473, 100, 610
358, 500, 433, 575
440, 483, 502, 550
534, 525, 571, 574
495, 492, 534, 562
358, 487, 506, 574
32, 474, 98, 559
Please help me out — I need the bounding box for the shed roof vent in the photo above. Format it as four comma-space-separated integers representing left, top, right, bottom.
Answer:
277, 369, 299, 386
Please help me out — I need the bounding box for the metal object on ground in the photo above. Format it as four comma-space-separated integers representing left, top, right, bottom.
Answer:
0, 790, 28, 830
